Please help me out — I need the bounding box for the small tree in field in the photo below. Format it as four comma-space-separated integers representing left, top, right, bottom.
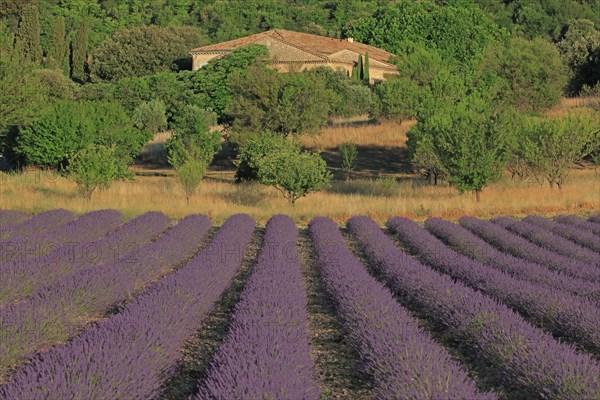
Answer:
68, 144, 131, 201
339, 142, 358, 180
166, 105, 220, 203
522, 110, 600, 189
257, 147, 332, 206
429, 95, 508, 201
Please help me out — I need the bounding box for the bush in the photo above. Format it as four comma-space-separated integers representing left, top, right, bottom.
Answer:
132, 99, 168, 135
236, 133, 332, 205
91, 26, 207, 81
67, 144, 132, 201
234, 132, 290, 182
228, 65, 331, 136
166, 105, 220, 203
12, 100, 150, 169
339, 142, 358, 180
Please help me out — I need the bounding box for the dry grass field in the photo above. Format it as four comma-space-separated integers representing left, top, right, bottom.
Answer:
1, 103, 598, 225
1, 167, 598, 225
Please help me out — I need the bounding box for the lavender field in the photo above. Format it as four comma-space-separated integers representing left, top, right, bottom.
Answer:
0, 209, 599, 399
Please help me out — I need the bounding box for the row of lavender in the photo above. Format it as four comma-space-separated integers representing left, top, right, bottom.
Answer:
0, 214, 211, 379
0, 214, 255, 399
349, 216, 600, 399
194, 215, 320, 399
309, 217, 495, 399
388, 217, 600, 355
0, 211, 170, 307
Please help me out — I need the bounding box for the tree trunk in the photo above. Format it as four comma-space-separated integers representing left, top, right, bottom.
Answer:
434, 173, 438, 186
475, 190, 481, 202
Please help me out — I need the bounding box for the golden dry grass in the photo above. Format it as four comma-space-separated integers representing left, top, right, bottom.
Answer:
302, 119, 415, 151
1, 168, 598, 226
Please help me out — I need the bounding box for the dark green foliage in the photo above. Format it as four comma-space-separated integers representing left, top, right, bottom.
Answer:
47, 16, 67, 72
12, 100, 150, 169
304, 67, 374, 118
229, 65, 331, 137
67, 143, 132, 201
558, 19, 600, 95
15, 2, 41, 64
348, 1, 502, 71
90, 25, 207, 81
70, 19, 89, 83
166, 105, 220, 170
478, 37, 568, 112
186, 44, 269, 121
363, 52, 370, 82
357, 53, 363, 81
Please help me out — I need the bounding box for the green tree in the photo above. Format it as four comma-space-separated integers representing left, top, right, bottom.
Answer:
522, 110, 600, 189
12, 100, 149, 169
14, 2, 41, 64
132, 99, 168, 135
0, 22, 46, 137
357, 53, 364, 81
558, 19, 600, 94
47, 16, 68, 72
186, 44, 269, 121
234, 132, 290, 182
363, 52, 370, 82
166, 105, 220, 203
91, 25, 207, 81
478, 37, 568, 112
68, 144, 132, 201
339, 142, 358, 180
428, 95, 508, 200
253, 138, 332, 206
407, 127, 448, 185
348, 1, 502, 71
229, 65, 331, 137
71, 19, 89, 83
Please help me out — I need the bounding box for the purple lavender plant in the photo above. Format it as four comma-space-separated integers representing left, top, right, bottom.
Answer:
0, 211, 28, 228
523, 215, 600, 253
425, 217, 600, 305
388, 216, 600, 356
0, 209, 122, 264
493, 216, 600, 266
0, 214, 212, 379
589, 214, 600, 224
309, 217, 496, 400
194, 215, 321, 400
349, 216, 600, 399
460, 216, 600, 282
555, 214, 600, 235
0, 214, 255, 400
0, 209, 74, 240
0, 211, 170, 307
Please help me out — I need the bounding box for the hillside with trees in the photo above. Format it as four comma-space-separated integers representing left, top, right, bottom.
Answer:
0, 0, 598, 205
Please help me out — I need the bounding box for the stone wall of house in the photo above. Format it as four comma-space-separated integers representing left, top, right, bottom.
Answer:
192, 52, 225, 70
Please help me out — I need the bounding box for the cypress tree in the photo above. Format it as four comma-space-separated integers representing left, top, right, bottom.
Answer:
357, 54, 363, 80
47, 16, 67, 71
15, 2, 42, 64
71, 19, 89, 83
364, 52, 370, 83
351, 65, 358, 80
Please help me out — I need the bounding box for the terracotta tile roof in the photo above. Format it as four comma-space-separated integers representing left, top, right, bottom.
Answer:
191, 29, 396, 66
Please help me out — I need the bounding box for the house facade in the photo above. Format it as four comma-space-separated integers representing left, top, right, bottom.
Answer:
190, 29, 399, 84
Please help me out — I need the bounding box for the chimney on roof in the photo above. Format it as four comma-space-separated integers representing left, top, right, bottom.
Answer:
347, 37, 354, 43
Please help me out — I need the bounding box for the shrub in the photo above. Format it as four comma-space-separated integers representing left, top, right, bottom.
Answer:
132, 99, 168, 135
67, 144, 132, 201
339, 142, 358, 180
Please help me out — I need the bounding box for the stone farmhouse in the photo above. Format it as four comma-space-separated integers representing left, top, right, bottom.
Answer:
190, 29, 399, 84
